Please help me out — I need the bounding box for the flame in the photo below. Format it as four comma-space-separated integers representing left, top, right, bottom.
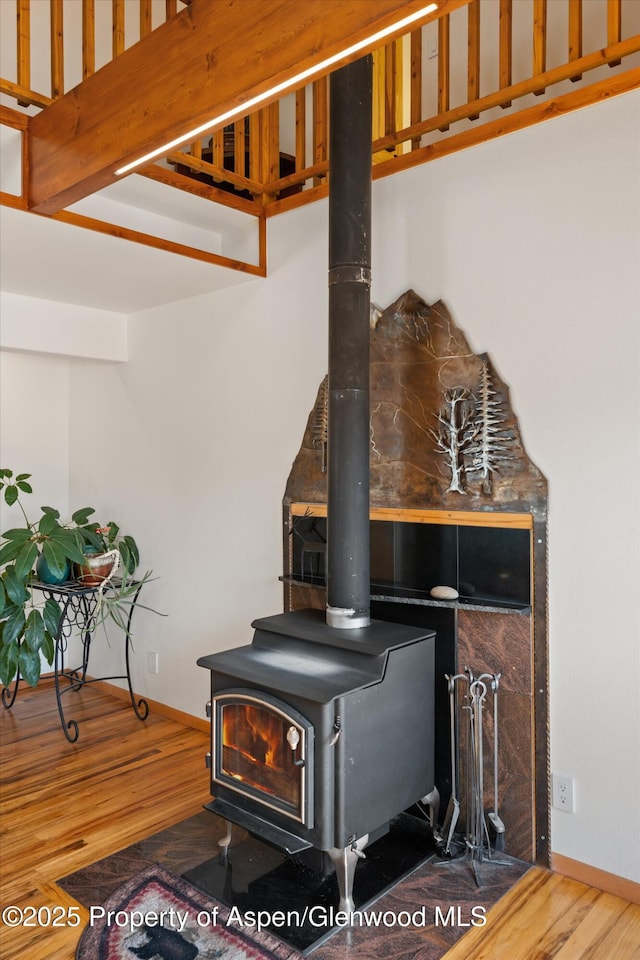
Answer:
220, 702, 300, 806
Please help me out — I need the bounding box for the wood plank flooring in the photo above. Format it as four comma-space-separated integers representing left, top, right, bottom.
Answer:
1, 681, 638, 960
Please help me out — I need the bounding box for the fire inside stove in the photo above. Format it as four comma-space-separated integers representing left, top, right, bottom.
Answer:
213, 691, 313, 824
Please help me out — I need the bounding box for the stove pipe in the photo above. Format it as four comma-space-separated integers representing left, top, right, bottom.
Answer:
326, 56, 372, 630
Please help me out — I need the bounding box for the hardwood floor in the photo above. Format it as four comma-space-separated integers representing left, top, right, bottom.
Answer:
1, 682, 638, 960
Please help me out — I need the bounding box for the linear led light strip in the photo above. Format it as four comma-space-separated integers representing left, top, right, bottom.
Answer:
115, 3, 438, 176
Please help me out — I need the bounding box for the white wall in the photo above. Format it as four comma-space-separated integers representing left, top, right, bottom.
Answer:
0, 351, 70, 524
1, 90, 638, 885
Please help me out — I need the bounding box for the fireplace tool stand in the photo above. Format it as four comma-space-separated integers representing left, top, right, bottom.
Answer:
436, 669, 510, 887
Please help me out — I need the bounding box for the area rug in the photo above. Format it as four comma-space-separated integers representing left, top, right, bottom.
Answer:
76, 864, 302, 960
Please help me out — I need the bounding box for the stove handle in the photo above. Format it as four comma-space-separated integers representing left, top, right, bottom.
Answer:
329, 716, 342, 746
287, 725, 306, 767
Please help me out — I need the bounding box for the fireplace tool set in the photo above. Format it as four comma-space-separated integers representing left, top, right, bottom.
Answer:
435, 668, 509, 885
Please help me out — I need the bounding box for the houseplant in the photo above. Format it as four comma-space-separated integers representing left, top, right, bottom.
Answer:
0, 468, 155, 689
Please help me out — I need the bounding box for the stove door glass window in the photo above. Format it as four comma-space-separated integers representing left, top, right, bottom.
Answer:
213, 691, 313, 825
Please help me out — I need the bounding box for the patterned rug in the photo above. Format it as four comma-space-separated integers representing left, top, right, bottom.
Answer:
76, 864, 302, 960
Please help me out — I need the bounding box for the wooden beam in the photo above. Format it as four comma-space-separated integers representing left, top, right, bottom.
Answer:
28, 0, 468, 215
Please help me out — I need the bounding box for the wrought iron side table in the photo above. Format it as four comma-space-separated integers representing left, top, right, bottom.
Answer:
1, 579, 149, 742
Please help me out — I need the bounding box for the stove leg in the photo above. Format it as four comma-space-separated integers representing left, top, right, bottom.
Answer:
421, 786, 440, 832
218, 819, 233, 866
327, 834, 369, 913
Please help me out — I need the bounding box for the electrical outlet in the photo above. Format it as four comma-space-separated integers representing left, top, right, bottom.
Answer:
428, 35, 438, 59
552, 774, 575, 812
147, 651, 159, 675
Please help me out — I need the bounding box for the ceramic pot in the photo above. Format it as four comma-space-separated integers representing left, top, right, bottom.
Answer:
36, 552, 71, 585
77, 548, 120, 586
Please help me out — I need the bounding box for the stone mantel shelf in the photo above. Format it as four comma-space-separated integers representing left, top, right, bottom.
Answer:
280, 577, 531, 616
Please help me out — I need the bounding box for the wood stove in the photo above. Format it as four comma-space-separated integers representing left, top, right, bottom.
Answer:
198, 609, 435, 910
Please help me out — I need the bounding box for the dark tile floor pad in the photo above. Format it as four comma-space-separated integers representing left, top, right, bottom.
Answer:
59, 809, 530, 957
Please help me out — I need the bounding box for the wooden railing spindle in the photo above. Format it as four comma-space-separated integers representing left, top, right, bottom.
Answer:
16, 0, 30, 107
410, 28, 422, 150
50, 0, 64, 99
261, 102, 280, 199
533, 0, 547, 94
212, 129, 224, 169
312, 76, 328, 185
607, 0, 622, 65
467, 0, 480, 119
112, 0, 125, 59
250, 111, 261, 183
165, 0, 178, 17
499, 0, 512, 107
82, 0, 96, 79
384, 41, 397, 137
568, 0, 583, 81
438, 14, 450, 131
295, 88, 306, 173
140, 0, 152, 39
234, 119, 245, 178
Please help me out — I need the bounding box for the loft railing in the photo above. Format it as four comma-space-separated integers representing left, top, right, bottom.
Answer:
1, 0, 638, 255
141, 0, 640, 215
4, 0, 190, 109
257, 0, 640, 212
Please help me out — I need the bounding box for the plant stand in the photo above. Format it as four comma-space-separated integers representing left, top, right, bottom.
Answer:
1, 580, 149, 743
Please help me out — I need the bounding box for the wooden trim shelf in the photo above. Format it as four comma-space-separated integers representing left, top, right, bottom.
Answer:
290, 502, 534, 529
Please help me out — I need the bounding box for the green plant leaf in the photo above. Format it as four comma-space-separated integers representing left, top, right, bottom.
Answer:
1, 528, 34, 543
0, 538, 32, 566
25, 609, 45, 653
41, 540, 69, 578
54, 529, 87, 565
118, 541, 131, 574
82, 527, 105, 551
4, 484, 18, 506
0, 468, 13, 480
38, 511, 58, 536
0, 580, 5, 618
122, 535, 140, 571
71, 507, 95, 525
0, 637, 19, 688
3, 567, 28, 606
2, 604, 26, 645
18, 646, 41, 687
43, 598, 62, 636
13, 541, 38, 580
16, 480, 33, 494
106, 522, 120, 544
41, 631, 55, 665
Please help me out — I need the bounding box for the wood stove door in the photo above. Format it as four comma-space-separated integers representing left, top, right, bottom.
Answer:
212, 689, 314, 827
